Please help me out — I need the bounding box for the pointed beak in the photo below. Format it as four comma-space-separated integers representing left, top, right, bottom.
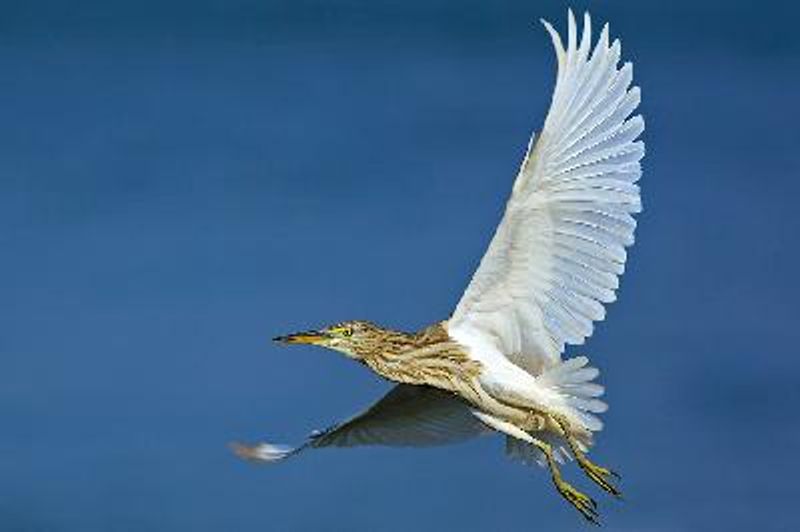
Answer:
273, 330, 328, 345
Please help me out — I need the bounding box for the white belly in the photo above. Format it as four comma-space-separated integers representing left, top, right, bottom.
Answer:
448, 324, 562, 410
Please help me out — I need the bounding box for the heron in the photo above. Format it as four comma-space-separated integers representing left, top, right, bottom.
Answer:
234, 9, 644, 524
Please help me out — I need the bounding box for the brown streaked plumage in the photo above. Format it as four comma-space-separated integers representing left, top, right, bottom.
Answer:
276, 320, 482, 396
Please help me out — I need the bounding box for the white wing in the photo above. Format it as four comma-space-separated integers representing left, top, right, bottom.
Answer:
449, 10, 644, 375
232, 385, 490, 463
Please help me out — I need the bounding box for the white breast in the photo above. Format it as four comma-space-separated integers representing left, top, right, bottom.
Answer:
448, 324, 563, 411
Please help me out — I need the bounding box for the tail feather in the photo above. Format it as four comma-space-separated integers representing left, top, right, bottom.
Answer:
539, 356, 607, 432
504, 356, 604, 470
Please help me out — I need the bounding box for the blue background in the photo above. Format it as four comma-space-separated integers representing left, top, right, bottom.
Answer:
3, 1, 799, 530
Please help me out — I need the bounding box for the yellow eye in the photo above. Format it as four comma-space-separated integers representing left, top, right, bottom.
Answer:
330, 326, 353, 337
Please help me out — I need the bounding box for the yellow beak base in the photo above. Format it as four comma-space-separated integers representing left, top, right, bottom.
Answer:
273, 331, 327, 345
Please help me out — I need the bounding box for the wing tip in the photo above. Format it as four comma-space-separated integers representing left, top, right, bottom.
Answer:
540, 17, 566, 67
230, 441, 296, 463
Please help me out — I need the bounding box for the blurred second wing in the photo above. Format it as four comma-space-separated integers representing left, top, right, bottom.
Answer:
232, 385, 490, 463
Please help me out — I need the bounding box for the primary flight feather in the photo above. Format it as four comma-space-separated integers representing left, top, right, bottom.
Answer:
236, 10, 644, 524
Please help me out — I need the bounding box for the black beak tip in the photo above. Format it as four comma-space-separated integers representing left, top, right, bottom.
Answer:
273, 335, 286, 343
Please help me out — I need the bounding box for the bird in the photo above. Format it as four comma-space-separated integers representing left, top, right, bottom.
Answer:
233, 9, 644, 524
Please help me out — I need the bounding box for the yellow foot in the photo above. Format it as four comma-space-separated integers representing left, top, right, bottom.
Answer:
553, 476, 600, 525
549, 412, 623, 499
576, 454, 622, 498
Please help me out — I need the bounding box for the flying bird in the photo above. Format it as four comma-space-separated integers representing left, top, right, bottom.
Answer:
234, 9, 644, 524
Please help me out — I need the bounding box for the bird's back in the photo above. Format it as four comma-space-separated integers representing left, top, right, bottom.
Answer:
360, 321, 483, 395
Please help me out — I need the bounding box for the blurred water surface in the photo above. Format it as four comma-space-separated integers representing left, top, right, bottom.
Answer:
2, 1, 799, 530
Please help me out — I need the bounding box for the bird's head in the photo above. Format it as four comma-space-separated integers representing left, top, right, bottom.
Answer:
273, 320, 386, 360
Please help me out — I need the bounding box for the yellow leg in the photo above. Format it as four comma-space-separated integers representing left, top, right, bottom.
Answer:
533, 438, 600, 525
550, 413, 622, 498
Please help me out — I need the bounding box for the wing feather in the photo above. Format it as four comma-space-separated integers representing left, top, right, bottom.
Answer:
310, 385, 488, 449
449, 10, 644, 374
232, 385, 490, 463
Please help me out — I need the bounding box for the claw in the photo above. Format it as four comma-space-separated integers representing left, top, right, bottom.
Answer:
548, 412, 623, 499
533, 429, 605, 524
554, 476, 601, 525
578, 457, 623, 499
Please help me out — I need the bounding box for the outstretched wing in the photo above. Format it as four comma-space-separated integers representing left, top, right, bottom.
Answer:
449, 10, 644, 375
232, 385, 490, 463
